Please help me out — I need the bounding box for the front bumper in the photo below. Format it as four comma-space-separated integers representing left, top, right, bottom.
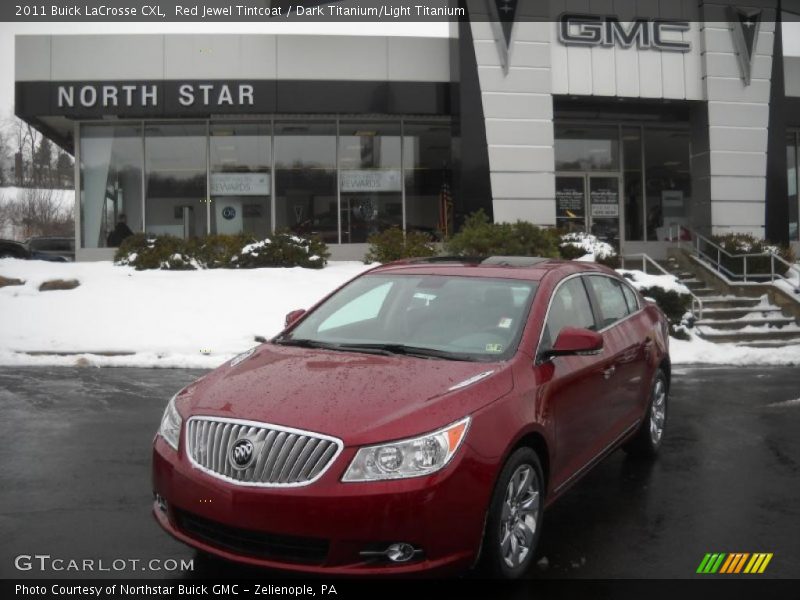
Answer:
152, 436, 491, 575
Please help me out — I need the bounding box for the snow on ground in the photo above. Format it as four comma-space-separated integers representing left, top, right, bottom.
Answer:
670, 333, 800, 366
0, 259, 372, 368
560, 232, 615, 262
617, 270, 691, 295
1, 258, 800, 368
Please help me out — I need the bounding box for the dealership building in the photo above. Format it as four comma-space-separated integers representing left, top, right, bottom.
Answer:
13, 2, 800, 260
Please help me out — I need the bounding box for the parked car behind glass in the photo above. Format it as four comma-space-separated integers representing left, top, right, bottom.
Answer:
26, 236, 75, 262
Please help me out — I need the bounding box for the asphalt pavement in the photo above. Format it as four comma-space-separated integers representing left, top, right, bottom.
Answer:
0, 365, 798, 579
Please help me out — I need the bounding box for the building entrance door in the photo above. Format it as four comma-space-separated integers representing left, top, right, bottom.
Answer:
556, 173, 622, 247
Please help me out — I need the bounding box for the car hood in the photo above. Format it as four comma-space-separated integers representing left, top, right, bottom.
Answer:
177, 343, 514, 445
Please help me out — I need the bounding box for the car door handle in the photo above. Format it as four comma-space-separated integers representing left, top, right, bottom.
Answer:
603, 365, 616, 380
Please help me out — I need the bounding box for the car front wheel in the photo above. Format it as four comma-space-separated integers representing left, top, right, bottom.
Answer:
480, 447, 544, 578
624, 369, 668, 458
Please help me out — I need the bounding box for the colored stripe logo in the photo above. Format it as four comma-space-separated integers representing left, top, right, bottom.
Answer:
697, 553, 773, 574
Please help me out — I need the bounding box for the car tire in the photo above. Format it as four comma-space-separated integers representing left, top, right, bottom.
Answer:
480, 447, 544, 579
624, 369, 668, 458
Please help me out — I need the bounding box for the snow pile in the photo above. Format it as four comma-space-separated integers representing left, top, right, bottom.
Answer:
0, 258, 373, 368
560, 232, 616, 262
671, 333, 800, 366
240, 239, 272, 255
616, 269, 692, 295
2, 258, 800, 368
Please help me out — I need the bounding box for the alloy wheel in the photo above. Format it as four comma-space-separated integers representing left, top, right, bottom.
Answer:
650, 378, 666, 445
499, 464, 540, 569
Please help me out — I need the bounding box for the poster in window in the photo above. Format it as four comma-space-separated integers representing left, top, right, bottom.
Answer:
589, 181, 619, 218
555, 182, 585, 220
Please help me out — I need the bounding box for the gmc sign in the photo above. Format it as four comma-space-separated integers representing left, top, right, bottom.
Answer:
558, 14, 691, 53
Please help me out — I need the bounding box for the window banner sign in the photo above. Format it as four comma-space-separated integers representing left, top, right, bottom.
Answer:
590, 184, 620, 218
210, 172, 270, 196
662, 190, 685, 217
340, 170, 402, 193
555, 185, 585, 219
591, 204, 620, 218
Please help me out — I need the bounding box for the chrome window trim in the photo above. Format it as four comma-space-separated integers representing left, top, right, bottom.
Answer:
184, 415, 344, 488
535, 271, 644, 362
619, 278, 641, 312
534, 272, 593, 362
585, 274, 645, 333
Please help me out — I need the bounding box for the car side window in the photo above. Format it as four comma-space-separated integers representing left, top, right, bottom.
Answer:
586, 276, 630, 328
540, 278, 596, 352
621, 283, 640, 313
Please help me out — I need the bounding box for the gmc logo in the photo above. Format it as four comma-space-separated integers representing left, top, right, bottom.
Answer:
558, 13, 691, 52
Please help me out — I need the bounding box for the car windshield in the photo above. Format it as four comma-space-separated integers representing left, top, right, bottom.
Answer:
278, 274, 538, 362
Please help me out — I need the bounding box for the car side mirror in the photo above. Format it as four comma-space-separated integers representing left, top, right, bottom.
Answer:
540, 327, 603, 361
284, 309, 306, 328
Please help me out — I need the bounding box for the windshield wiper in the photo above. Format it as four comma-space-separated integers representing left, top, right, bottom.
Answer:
272, 338, 340, 350
334, 343, 474, 361
273, 338, 400, 357
274, 339, 475, 361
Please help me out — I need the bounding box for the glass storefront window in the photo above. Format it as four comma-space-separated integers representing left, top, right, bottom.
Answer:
644, 129, 692, 241
555, 125, 620, 171
788, 132, 799, 242
210, 123, 271, 238
339, 121, 402, 243
622, 127, 644, 242
403, 121, 452, 237
79, 124, 143, 248
79, 118, 453, 248
274, 121, 337, 243
145, 123, 207, 239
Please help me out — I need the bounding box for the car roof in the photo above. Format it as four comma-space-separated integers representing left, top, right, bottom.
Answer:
367, 256, 616, 281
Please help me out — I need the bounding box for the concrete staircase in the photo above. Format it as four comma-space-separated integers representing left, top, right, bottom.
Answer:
664, 257, 800, 347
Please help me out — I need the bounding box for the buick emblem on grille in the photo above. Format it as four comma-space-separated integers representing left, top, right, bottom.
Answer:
230, 438, 255, 470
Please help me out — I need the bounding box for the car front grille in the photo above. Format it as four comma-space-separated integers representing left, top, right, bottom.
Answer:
185, 416, 342, 487
174, 509, 329, 564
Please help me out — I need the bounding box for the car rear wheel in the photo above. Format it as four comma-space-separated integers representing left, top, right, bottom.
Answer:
480, 447, 544, 578
624, 369, 668, 458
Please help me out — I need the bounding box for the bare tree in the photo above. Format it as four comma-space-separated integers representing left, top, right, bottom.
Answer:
2, 115, 42, 186
0, 191, 11, 237
8, 188, 73, 238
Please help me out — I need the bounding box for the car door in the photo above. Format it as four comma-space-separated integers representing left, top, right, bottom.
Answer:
584, 274, 648, 440
533, 275, 614, 492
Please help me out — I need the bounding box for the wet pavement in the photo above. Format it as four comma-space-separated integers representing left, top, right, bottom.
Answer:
0, 365, 798, 579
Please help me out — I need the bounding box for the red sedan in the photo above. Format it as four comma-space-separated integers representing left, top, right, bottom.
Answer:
152, 257, 670, 578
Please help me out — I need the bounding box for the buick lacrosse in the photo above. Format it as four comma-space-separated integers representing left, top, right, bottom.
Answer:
152, 257, 670, 577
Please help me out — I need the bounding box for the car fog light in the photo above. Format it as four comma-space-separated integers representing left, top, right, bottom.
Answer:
359, 543, 422, 563
386, 543, 417, 563
154, 493, 167, 512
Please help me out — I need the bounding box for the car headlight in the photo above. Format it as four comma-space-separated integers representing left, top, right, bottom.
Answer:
157, 394, 183, 451
342, 417, 470, 482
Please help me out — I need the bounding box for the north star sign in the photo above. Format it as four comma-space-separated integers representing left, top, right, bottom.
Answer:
558, 14, 691, 52
56, 82, 255, 108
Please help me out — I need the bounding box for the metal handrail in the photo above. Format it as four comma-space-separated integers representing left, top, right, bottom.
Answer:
619, 253, 704, 320
667, 225, 800, 292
